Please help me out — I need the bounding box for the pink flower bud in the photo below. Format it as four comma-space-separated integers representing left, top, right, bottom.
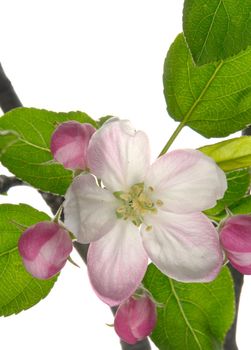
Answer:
50, 121, 96, 170
220, 215, 251, 274
18, 221, 73, 279
114, 295, 157, 344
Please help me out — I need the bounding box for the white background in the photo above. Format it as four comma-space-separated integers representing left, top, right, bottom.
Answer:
0, 1, 250, 349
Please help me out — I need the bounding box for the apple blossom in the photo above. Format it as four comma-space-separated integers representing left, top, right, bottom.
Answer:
114, 294, 157, 344
64, 120, 227, 306
50, 121, 96, 170
18, 221, 73, 279
220, 215, 251, 274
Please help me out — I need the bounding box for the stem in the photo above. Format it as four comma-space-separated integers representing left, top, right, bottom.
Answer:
0, 63, 151, 350
158, 122, 184, 156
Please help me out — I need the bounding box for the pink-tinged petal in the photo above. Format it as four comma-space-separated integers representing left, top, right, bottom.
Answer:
220, 215, 251, 274
51, 121, 95, 170
114, 295, 157, 344
87, 120, 150, 191
18, 222, 72, 279
87, 220, 148, 306
145, 149, 227, 214
64, 174, 118, 243
141, 211, 223, 282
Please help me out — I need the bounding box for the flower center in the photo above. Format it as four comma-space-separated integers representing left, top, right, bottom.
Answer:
114, 183, 158, 227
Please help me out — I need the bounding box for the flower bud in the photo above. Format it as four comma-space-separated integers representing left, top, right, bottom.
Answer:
220, 215, 251, 274
50, 121, 96, 170
18, 221, 73, 279
114, 295, 157, 344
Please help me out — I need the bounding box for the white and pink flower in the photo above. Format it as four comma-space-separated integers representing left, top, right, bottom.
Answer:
64, 120, 227, 306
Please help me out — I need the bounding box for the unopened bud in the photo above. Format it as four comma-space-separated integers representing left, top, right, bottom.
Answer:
114, 295, 157, 344
18, 221, 73, 279
50, 121, 96, 170
220, 215, 251, 274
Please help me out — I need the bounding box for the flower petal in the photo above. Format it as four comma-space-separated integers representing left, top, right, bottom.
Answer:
64, 174, 118, 243
141, 210, 223, 282
145, 149, 227, 214
87, 120, 150, 191
50, 121, 95, 170
220, 215, 251, 274
87, 220, 148, 306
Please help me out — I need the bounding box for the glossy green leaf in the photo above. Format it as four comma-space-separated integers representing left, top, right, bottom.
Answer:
0, 204, 57, 316
199, 137, 251, 171
0, 107, 97, 195
229, 195, 251, 216
183, 0, 251, 65
143, 264, 234, 350
205, 168, 250, 217
164, 34, 251, 138
212, 195, 251, 221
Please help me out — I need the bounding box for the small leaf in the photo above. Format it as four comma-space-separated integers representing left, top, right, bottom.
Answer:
0, 108, 97, 195
205, 168, 250, 217
143, 264, 235, 350
199, 137, 251, 171
164, 34, 251, 138
0, 204, 57, 316
183, 0, 251, 65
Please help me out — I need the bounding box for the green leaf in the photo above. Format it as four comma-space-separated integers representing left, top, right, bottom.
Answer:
205, 168, 250, 217
229, 195, 251, 216
199, 137, 251, 171
143, 264, 235, 350
183, 0, 251, 65
164, 34, 251, 138
0, 204, 57, 316
0, 107, 97, 195
213, 195, 251, 221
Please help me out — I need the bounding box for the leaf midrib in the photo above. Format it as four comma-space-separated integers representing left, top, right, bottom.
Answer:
169, 279, 203, 350
182, 60, 224, 127
197, 0, 224, 62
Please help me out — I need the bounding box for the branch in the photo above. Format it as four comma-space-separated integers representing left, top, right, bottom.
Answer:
0, 175, 23, 194
0, 63, 151, 350
224, 264, 243, 350
0, 64, 22, 112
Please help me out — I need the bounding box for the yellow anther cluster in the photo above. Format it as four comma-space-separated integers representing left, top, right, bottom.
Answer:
114, 183, 157, 227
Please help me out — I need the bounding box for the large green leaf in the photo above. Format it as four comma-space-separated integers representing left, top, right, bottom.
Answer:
143, 264, 234, 350
204, 168, 250, 218
0, 204, 57, 316
0, 107, 97, 195
183, 0, 251, 66
164, 34, 251, 138
199, 137, 251, 171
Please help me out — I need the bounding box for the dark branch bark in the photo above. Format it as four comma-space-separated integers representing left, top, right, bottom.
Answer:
224, 264, 243, 350
0, 63, 151, 350
0, 175, 23, 194
0, 64, 22, 112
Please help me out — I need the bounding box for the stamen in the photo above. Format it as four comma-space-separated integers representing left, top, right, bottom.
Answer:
113, 183, 157, 227
156, 199, 164, 207
146, 225, 153, 232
